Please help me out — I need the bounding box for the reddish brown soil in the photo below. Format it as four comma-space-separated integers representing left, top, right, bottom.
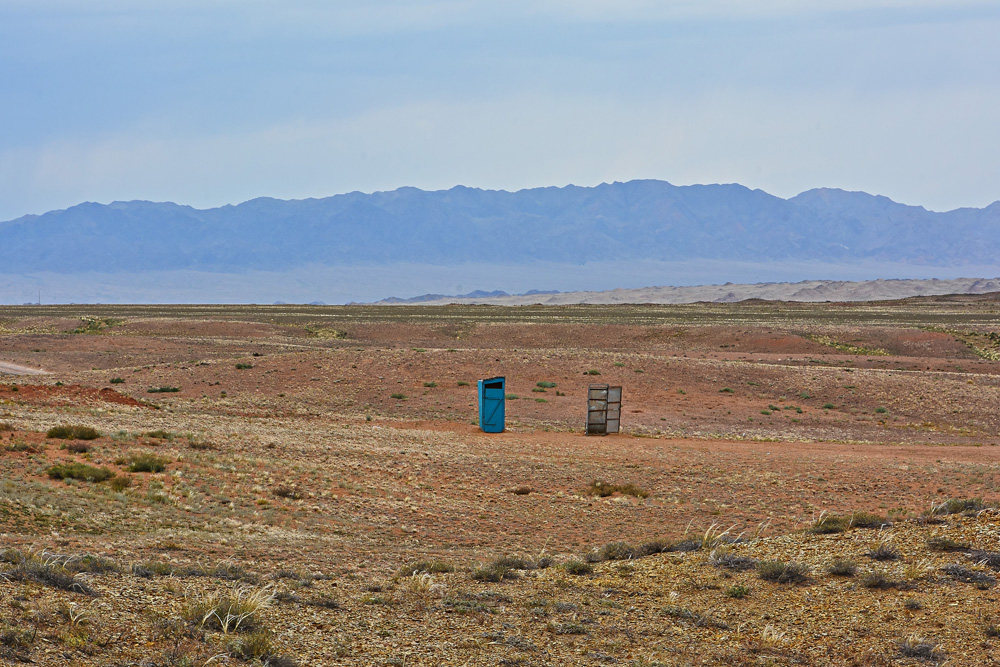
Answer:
2, 302, 1000, 666
0, 383, 151, 408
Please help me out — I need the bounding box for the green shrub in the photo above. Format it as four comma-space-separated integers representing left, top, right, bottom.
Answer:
586, 480, 649, 498
849, 511, 891, 529
183, 585, 275, 633
457, 381, 469, 386
564, 560, 593, 576
69, 554, 120, 574
809, 514, 848, 534
398, 560, 454, 576
47, 425, 100, 440
235, 363, 253, 370
490, 555, 535, 571
931, 498, 990, 516
724, 584, 750, 599
860, 569, 901, 589
827, 558, 858, 577
585, 369, 601, 375
123, 452, 170, 473
927, 536, 970, 552
505, 393, 519, 400
867, 540, 900, 562
709, 547, 757, 571
390, 393, 406, 400
719, 387, 734, 394
1, 550, 94, 594
145, 429, 173, 439
109, 476, 132, 492
471, 563, 518, 582
0, 626, 35, 650
147, 386, 180, 393
131, 561, 176, 577
757, 560, 809, 584
875, 406, 888, 414
46, 462, 115, 483
598, 542, 642, 561
110, 377, 125, 384
536, 381, 557, 388
822, 403, 835, 409
638, 538, 671, 555
662, 605, 729, 629
550, 621, 588, 635
472, 555, 537, 582
423, 381, 437, 387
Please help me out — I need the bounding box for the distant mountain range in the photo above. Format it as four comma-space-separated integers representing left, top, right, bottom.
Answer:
3, 180, 1000, 273
375, 277, 1000, 306
372, 289, 559, 304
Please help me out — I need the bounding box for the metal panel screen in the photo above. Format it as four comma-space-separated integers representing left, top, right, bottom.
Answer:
586, 384, 622, 435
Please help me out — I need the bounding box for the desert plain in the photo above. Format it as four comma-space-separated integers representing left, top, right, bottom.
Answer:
1, 297, 999, 666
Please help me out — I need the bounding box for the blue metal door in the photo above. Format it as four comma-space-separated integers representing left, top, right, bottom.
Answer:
478, 377, 505, 433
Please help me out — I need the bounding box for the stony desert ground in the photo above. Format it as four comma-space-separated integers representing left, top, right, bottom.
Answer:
1, 297, 999, 666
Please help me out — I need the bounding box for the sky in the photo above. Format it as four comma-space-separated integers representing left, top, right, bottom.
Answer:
1, 0, 999, 222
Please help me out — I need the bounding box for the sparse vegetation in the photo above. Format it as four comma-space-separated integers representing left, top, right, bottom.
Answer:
898, 634, 945, 663
860, 569, 904, 590
709, 546, 757, 571
122, 451, 171, 473
183, 584, 275, 633
827, 558, 858, 577
930, 497, 991, 516
586, 480, 649, 498
1, 301, 1000, 664
926, 536, 970, 552
46, 424, 100, 440
564, 560, 593, 576
398, 560, 454, 576
147, 386, 180, 393
273, 485, 304, 500
866, 534, 900, 561
724, 584, 750, 599
757, 560, 809, 584
942, 564, 996, 588
46, 462, 115, 483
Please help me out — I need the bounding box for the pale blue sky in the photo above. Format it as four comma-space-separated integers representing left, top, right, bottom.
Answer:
2, 0, 998, 221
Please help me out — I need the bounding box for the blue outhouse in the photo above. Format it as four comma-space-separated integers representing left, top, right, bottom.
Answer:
477, 376, 505, 433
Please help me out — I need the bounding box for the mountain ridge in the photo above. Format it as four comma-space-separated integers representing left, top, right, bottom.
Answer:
3, 180, 1000, 274
374, 276, 1000, 306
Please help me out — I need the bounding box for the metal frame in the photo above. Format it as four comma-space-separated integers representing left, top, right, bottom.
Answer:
586, 383, 622, 435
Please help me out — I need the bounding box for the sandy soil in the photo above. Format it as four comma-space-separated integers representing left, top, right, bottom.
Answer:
0, 299, 999, 665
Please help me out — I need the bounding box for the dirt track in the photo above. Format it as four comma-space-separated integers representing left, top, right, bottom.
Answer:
0, 360, 48, 375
